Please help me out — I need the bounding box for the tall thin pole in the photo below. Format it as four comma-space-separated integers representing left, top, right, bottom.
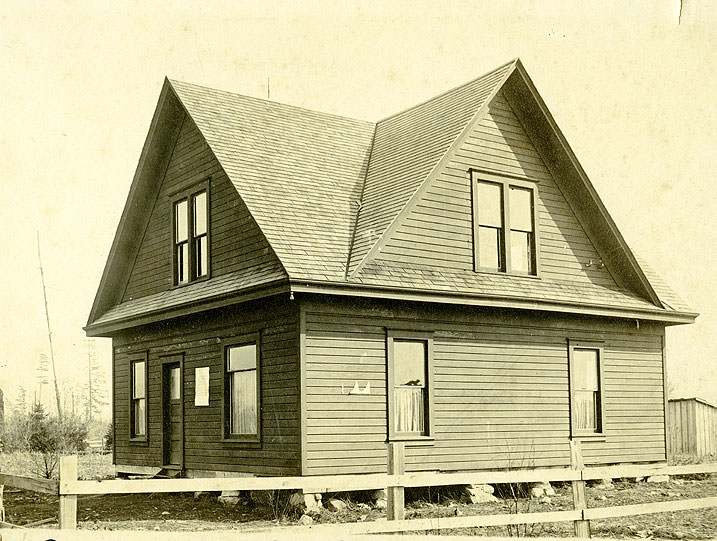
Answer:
87, 340, 94, 424
37, 231, 62, 421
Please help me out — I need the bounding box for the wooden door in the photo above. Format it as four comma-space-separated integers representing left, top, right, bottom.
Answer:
162, 360, 183, 468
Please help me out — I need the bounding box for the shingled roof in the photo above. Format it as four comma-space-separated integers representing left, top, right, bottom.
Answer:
86, 59, 696, 334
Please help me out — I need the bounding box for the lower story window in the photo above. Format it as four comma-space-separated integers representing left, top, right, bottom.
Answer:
224, 337, 260, 439
131, 358, 147, 438
388, 332, 434, 440
570, 343, 604, 435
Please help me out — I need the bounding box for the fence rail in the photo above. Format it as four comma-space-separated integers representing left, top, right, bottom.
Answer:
0, 473, 57, 495
1, 442, 716, 537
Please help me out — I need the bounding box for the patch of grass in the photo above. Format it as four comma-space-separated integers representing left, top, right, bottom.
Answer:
0, 451, 113, 480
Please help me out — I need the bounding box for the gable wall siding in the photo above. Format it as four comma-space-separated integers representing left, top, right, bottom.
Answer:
349, 67, 510, 273
302, 295, 666, 475
113, 298, 300, 475
122, 115, 280, 302
376, 91, 617, 289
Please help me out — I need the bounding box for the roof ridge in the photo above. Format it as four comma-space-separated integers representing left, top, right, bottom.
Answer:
375, 58, 518, 124
167, 78, 376, 126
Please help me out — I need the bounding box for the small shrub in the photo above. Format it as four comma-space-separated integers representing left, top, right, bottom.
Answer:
263, 490, 303, 521
103, 422, 113, 454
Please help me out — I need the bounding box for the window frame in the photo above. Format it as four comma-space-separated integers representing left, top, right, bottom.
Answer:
129, 352, 149, 443
386, 329, 435, 445
221, 332, 262, 445
470, 169, 540, 276
568, 340, 606, 439
171, 180, 211, 287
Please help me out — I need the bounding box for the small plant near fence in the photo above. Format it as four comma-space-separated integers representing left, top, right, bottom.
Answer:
497, 440, 545, 538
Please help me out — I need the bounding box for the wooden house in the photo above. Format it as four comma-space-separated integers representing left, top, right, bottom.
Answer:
85, 59, 696, 478
668, 398, 717, 457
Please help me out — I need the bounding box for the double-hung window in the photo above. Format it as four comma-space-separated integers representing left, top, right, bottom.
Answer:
472, 170, 538, 275
387, 331, 434, 442
569, 342, 605, 436
173, 187, 209, 285
223, 335, 261, 442
130, 357, 147, 439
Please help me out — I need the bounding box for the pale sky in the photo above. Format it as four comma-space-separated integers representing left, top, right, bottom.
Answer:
1, 1, 716, 412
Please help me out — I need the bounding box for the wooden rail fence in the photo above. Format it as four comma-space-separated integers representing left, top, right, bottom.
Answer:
1, 442, 716, 538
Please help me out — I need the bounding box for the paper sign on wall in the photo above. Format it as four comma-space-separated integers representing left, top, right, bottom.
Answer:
195, 367, 210, 406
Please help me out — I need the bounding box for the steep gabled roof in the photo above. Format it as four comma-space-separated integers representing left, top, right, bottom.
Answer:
86, 60, 696, 335
170, 80, 375, 280
348, 61, 514, 274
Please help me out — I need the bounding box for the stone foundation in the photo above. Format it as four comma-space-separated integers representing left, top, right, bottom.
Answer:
462, 484, 498, 503
288, 491, 323, 512
530, 481, 556, 499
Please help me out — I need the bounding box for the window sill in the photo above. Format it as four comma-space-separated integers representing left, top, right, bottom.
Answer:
222, 436, 262, 448
474, 268, 541, 280
572, 433, 606, 442
171, 274, 211, 290
129, 437, 149, 446
390, 435, 435, 446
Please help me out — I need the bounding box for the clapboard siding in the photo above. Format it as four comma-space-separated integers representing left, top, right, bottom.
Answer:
377, 90, 618, 289
122, 115, 280, 302
113, 297, 300, 475
302, 296, 666, 475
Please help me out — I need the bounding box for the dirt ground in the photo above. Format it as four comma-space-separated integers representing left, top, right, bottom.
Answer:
3, 473, 716, 538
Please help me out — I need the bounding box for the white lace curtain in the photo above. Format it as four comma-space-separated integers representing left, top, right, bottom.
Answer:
394, 386, 424, 433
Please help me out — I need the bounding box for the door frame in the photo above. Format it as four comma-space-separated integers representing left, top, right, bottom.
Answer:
160, 353, 185, 470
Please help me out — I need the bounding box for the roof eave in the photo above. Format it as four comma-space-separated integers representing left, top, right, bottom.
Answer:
288, 279, 698, 325
84, 280, 291, 337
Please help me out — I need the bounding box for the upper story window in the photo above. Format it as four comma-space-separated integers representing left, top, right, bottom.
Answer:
472, 171, 538, 275
173, 188, 209, 285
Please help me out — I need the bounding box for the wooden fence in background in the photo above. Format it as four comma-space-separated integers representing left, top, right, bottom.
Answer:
2, 441, 717, 538
669, 397, 717, 456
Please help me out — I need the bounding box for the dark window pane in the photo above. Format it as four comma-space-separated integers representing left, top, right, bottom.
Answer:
478, 226, 501, 270
509, 186, 533, 231
177, 243, 188, 283
133, 361, 145, 398
231, 370, 257, 434
193, 192, 207, 236
175, 200, 188, 241
394, 341, 426, 386
510, 230, 532, 273
195, 236, 207, 277
477, 182, 503, 227
228, 344, 256, 372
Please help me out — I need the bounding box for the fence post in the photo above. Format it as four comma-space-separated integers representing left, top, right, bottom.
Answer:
387, 442, 405, 521
570, 440, 591, 538
59, 455, 78, 530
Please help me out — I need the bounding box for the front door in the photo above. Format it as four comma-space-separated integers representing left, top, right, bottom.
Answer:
162, 360, 183, 468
